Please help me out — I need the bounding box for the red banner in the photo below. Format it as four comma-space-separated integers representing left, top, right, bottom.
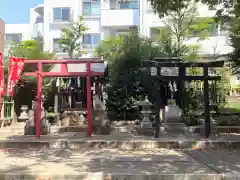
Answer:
0, 53, 4, 97
7, 57, 25, 97
15, 57, 24, 84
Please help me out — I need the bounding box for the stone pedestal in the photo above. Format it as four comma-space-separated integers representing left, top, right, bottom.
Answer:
24, 100, 51, 135
137, 120, 154, 136
161, 123, 187, 134
199, 118, 217, 136
24, 117, 51, 135
93, 95, 110, 134
161, 102, 187, 135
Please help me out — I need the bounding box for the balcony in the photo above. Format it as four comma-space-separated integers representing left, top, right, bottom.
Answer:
34, 4, 44, 15
101, 8, 139, 27
32, 16, 44, 37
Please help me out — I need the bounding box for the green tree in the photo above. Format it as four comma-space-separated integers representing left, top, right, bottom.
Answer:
150, 1, 215, 56
147, 0, 240, 72
96, 32, 162, 119
58, 16, 88, 58
147, 0, 233, 18
6, 39, 55, 115
95, 36, 125, 65
7, 40, 54, 83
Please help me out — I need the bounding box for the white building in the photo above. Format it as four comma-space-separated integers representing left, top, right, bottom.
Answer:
4, 0, 233, 57
5, 24, 31, 45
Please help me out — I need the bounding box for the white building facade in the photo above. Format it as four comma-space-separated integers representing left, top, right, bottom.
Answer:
4, 0, 233, 56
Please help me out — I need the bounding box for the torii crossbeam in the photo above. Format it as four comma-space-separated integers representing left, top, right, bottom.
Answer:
24, 58, 106, 138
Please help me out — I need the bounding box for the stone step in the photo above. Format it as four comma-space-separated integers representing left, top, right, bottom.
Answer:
0, 139, 239, 150
161, 123, 187, 134
0, 173, 221, 180
2, 125, 240, 135
0, 125, 135, 134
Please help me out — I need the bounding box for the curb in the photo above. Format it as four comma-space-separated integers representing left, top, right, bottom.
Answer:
0, 140, 240, 150
0, 173, 223, 180
2, 125, 240, 134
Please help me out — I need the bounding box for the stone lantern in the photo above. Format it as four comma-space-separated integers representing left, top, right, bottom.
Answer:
18, 105, 29, 122
136, 96, 153, 135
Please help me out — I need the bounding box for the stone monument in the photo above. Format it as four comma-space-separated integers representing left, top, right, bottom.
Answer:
93, 94, 110, 134
60, 111, 80, 126
136, 96, 153, 136
18, 105, 29, 122
24, 99, 51, 135
161, 99, 187, 135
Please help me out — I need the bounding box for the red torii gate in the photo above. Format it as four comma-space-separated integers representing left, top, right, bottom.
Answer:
24, 58, 105, 138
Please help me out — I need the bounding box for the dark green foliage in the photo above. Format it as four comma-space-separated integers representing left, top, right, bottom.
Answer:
229, 3, 240, 73
6, 39, 54, 115
98, 32, 161, 120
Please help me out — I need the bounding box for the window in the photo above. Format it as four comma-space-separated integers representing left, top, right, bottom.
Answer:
83, 34, 100, 48
119, 1, 138, 9
53, 39, 62, 52
5, 33, 22, 44
83, 0, 100, 16
53, 8, 70, 21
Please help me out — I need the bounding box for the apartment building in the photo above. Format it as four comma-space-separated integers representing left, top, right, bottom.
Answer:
4, 0, 233, 57
0, 19, 4, 53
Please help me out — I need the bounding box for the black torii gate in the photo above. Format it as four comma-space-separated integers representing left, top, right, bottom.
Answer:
143, 58, 224, 138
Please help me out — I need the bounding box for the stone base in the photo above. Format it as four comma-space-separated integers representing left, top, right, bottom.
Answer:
95, 125, 111, 135
161, 123, 187, 135
199, 118, 217, 136
135, 121, 153, 136
24, 125, 51, 135
92, 120, 111, 135
199, 124, 217, 136
136, 127, 154, 136
17, 118, 28, 123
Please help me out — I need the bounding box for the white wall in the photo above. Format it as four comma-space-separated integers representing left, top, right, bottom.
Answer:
43, 0, 101, 53
43, 0, 77, 51
184, 36, 233, 55
4, 0, 231, 56
141, 2, 232, 55
5, 24, 31, 40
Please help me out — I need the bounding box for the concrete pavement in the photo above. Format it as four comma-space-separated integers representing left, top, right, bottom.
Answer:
0, 129, 238, 179
0, 148, 227, 180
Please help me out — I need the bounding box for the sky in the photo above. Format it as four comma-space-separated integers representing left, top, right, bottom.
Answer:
0, 0, 43, 24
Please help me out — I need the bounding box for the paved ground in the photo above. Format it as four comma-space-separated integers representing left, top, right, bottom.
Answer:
0, 125, 239, 179
0, 148, 232, 180
0, 148, 240, 180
